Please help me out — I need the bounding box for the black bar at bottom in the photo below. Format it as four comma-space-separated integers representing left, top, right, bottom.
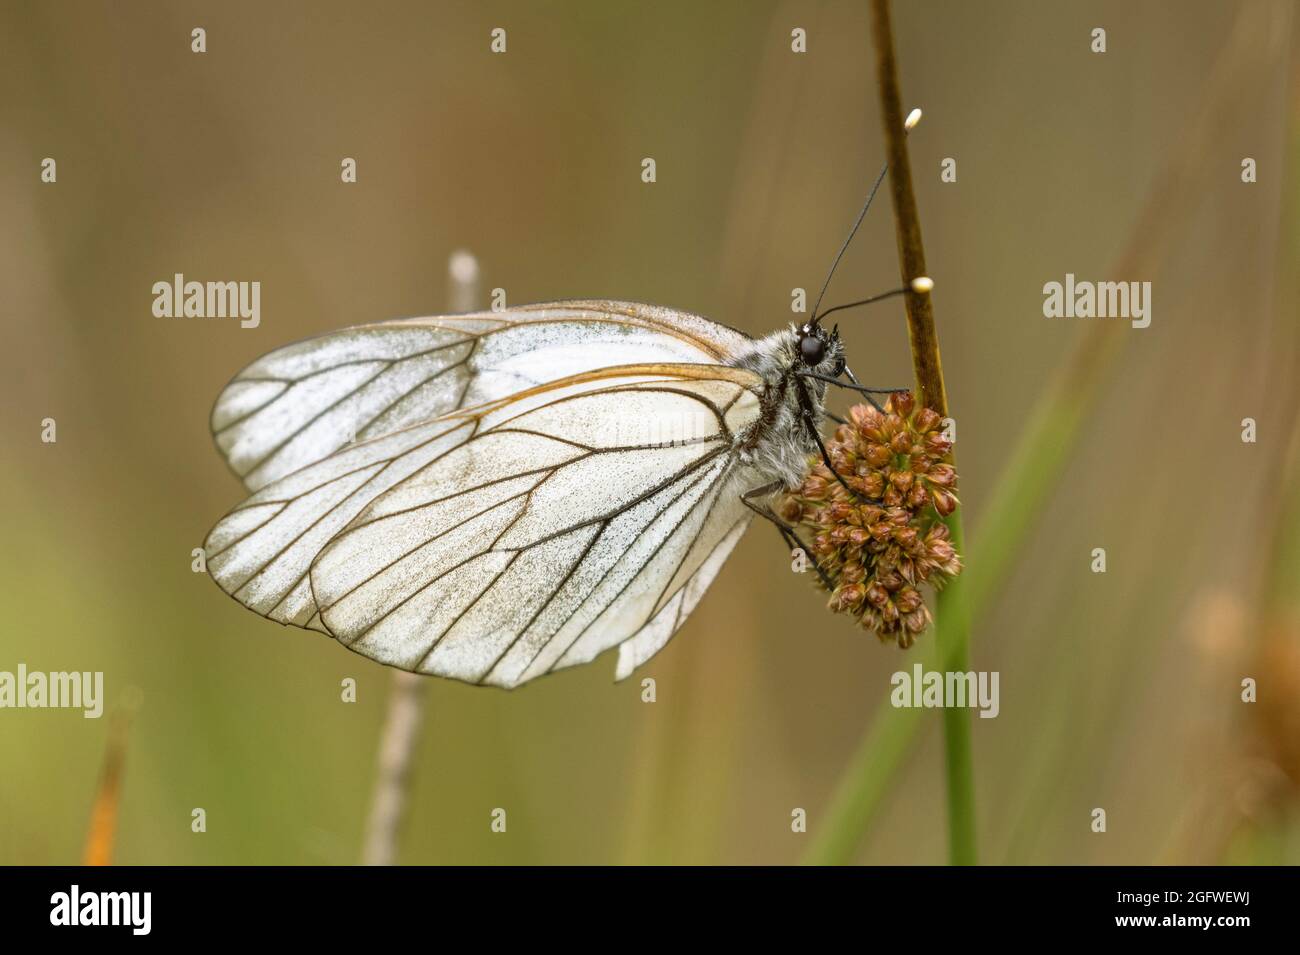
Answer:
0, 865, 1286, 940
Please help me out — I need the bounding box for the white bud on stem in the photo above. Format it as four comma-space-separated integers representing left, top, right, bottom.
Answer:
449, 250, 479, 285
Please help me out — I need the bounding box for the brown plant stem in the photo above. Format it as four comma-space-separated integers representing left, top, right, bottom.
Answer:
871, 0, 976, 864
872, 1, 946, 419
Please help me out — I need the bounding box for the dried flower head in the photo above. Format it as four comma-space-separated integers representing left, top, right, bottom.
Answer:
780, 392, 962, 647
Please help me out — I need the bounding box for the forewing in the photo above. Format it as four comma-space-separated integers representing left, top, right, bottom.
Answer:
280, 363, 764, 687
211, 301, 752, 491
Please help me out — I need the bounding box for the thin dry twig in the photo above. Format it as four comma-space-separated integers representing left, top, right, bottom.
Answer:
361, 670, 429, 866
360, 251, 480, 866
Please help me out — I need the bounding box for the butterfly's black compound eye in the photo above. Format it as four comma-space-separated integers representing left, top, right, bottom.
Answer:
799, 332, 825, 366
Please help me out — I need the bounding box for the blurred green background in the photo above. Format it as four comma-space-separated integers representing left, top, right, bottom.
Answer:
2, 0, 1298, 865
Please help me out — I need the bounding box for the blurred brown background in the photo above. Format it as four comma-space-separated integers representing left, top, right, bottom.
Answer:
1, 0, 1297, 864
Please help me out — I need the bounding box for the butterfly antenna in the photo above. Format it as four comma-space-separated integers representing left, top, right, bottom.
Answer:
808, 107, 922, 328
814, 276, 933, 324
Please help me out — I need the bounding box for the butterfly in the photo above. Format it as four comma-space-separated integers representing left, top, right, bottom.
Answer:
203, 158, 928, 688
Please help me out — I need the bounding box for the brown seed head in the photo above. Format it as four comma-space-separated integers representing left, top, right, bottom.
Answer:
781, 392, 963, 646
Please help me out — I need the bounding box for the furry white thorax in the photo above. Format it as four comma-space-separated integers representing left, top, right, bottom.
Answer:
725, 324, 845, 490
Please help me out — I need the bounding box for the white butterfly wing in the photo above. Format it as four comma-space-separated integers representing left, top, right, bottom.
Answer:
204, 414, 476, 632
206, 363, 763, 686
211, 301, 752, 491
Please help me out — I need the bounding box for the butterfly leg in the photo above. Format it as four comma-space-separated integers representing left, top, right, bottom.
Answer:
800, 410, 884, 507
844, 366, 910, 396
792, 373, 883, 507
842, 367, 885, 413
740, 481, 837, 591
800, 369, 910, 414
846, 368, 910, 414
